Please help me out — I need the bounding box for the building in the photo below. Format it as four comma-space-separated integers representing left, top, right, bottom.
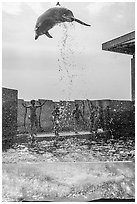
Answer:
102, 31, 135, 101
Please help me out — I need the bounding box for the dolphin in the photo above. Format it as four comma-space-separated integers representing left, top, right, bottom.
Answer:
35, 6, 91, 40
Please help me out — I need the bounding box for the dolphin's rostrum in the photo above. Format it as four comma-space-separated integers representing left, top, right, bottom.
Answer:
35, 6, 91, 40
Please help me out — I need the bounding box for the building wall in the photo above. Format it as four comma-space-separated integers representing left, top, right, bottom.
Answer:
2, 87, 18, 141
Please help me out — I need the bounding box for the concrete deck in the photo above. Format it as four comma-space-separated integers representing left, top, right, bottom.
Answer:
34, 131, 93, 141
16, 130, 109, 142
34, 131, 109, 141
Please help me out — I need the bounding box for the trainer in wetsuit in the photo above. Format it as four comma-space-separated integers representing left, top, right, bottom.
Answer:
87, 99, 96, 133
92, 106, 101, 134
72, 103, 85, 134
22, 100, 46, 141
52, 106, 60, 136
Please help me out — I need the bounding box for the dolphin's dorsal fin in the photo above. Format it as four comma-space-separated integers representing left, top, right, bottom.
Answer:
45, 31, 53, 38
56, 2, 61, 6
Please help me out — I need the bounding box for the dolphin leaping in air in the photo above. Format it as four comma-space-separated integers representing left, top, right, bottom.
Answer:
35, 6, 91, 40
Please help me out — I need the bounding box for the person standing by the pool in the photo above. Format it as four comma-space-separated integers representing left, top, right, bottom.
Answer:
92, 106, 100, 134
104, 105, 113, 133
52, 106, 61, 136
87, 99, 96, 133
72, 103, 85, 134
22, 100, 46, 141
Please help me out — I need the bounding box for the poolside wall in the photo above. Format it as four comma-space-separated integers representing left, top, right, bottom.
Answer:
17, 98, 135, 138
2, 87, 18, 142
2, 87, 134, 140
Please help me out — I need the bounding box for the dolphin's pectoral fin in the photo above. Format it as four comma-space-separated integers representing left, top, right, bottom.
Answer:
71, 17, 91, 26
45, 31, 53, 38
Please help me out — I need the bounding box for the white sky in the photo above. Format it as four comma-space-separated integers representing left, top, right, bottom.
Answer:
2, 1, 135, 101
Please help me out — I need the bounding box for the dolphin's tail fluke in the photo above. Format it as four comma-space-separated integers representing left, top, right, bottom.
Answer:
72, 17, 91, 26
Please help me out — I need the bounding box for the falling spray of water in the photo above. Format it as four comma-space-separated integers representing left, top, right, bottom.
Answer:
57, 22, 89, 101
56, 23, 78, 129
57, 22, 77, 100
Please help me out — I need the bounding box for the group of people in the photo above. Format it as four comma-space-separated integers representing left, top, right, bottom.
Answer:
22, 100, 111, 140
